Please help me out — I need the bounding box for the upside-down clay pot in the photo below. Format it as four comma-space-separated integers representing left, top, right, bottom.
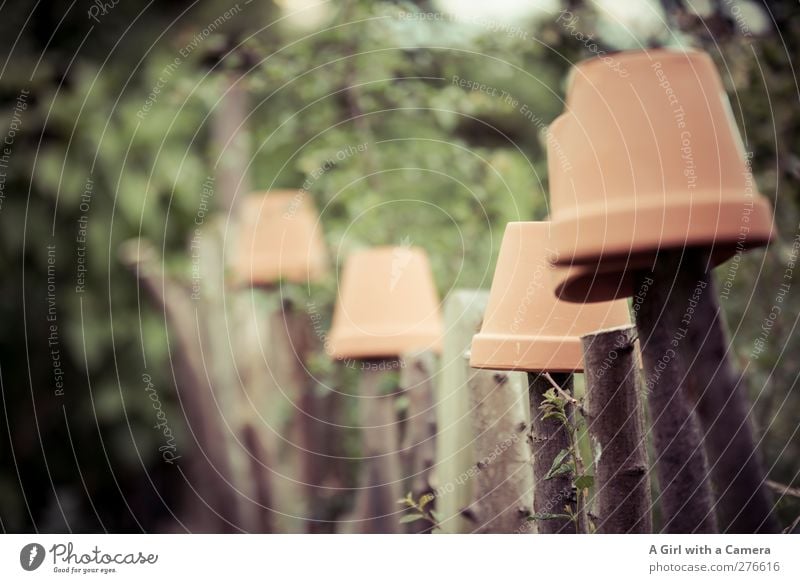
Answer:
328, 246, 443, 359
231, 190, 329, 285
470, 222, 631, 372
548, 49, 774, 302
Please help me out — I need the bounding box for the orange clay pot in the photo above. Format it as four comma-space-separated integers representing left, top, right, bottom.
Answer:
231, 190, 328, 286
328, 246, 443, 359
470, 222, 631, 372
548, 49, 774, 302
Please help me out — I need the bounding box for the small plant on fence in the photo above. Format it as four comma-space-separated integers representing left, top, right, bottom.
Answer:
530, 386, 594, 533
398, 492, 440, 531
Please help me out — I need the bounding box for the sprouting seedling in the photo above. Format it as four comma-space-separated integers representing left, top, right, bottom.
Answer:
398, 492, 440, 531
28, 546, 38, 567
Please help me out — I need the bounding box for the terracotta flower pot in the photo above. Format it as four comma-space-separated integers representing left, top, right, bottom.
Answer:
548, 49, 774, 301
470, 222, 631, 372
231, 190, 329, 285
328, 246, 443, 359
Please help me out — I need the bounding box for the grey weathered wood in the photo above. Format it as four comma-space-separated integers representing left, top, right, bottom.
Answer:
634, 254, 717, 533
528, 372, 584, 534
468, 369, 533, 533
241, 422, 275, 533
229, 287, 293, 532
673, 249, 777, 532
582, 326, 652, 533
262, 298, 323, 532
434, 290, 486, 533
283, 304, 328, 532
202, 223, 272, 534
351, 362, 403, 533
400, 350, 438, 533
120, 240, 248, 533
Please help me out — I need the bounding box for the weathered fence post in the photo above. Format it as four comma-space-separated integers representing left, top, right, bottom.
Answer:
434, 290, 486, 533
279, 300, 329, 530
527, 372, 581, 534
262, 297, 323, 531
400, 350, 438, 533
119, 239, 256, 533
634, 258, 717, 533
438, 289, 534, 534
349, 361, 404, 534
467, 369, 533, 533
228, 286, 295, 532
582, 325, 652, 533
671, 250, 777, 532
240, 423, 275, 533
201, 221, 277, 534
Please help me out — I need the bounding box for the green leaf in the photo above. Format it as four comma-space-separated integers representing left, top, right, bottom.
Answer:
545, 463, 573, 480
419, 493, 434, 510
399, 513, 425, 524
574, 474, 594, 490
541, 411, 568, 425
544, 449, 569, 480
544, 449, 572, 480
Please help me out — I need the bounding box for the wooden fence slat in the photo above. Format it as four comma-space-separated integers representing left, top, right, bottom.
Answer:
582, 325, 652, 533
468, 369, 533, 533
434, 290, 486, 533
400, 350, 438, 533
528, 373, 584, 534
634, 255, 717, 533
674, 250, 778, 532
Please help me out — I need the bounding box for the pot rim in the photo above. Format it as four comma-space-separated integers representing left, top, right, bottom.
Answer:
551, 188, 774, 267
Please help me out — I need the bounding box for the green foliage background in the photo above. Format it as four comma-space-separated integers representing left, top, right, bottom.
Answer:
0, 0, 798, 531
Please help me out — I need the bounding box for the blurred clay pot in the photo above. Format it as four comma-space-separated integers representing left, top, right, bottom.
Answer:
328, 246, 443, 359
470, 222, 631, 372
548, 49, 774, 301
231, 190, 328, 285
